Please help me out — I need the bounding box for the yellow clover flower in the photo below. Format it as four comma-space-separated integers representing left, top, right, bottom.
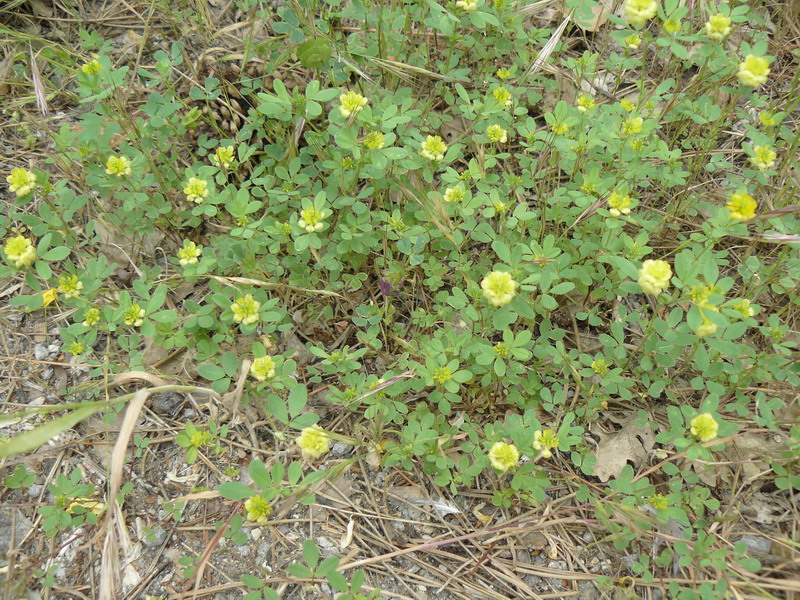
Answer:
443, 184, 465, 203
123, 303, 145, 327
183, 178, 209, 203
338, 90, 368, 118
481, 270, 518, 307
731, 299, 755, 319
726, 191, 756, 220
7, 167, 37, 197
690, 413, 719, 443
749, 145, 777, 171
496, 67, 512, 79
624, 33, 642, 49
211, 145, 235, 169
622, 116, 644, 136
42, 288, 58, 306
4, 234, 36, 268
82, 307, 100, 327
297, 425, 331, 459
737, 55, 770, 88
363, 131, 385, 150
638, 259, 672, 295
456, 0, 478, 10
420, 135, 448, 161
577, 94, 596, 112
704, 13, 731, 40
694, 316, 717, 338
298, 206, 325, 233
244, 495, 272, 525
231, 294, 261, 326
533, 429, 560, 459
623, 0, 658, 27
250, 355, 276, 381
486, 124, 508, 143
177, 240, 202, 266
58, 274, 83, 299
649, 494, 669, 510
81, 58, 102, 75
105, 155, 132, 177
607, 191, 633, 216
488, 442, 519, 472
663, 18, 681, 34
492, 86, 513, 108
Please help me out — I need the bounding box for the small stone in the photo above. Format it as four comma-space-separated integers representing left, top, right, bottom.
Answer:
47, 344, 61, 357
738, 534, 771, 554
27, 484, 43, 498
143, 526, 168, 547
34, 344, 48, 360
329, 442, 352, 458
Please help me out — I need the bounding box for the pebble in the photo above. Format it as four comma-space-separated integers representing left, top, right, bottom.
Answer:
143, 526, 168, 547
27, 484, 43, 498
738, 534, 772, 554
34, 344, 49, 360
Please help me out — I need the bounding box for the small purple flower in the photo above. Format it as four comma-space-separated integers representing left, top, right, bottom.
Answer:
379, 279, 393, 296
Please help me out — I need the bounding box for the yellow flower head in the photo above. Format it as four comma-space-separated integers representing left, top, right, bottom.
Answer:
481, 270, 518, 307
663, 18, 681, 34
533, 429, 560, 459
607, 191, 633, 216
622, 116, 644, 136
82, 307, 100, 327
456, 0, 478, 10
759, 111, 778, 127
7, 167, 37, 197
231, 294, 261, 326
624, 33, 642, 49
577, 94, 596, 112
694, 316, 717, 338
731, 299, 755, 319
649, 493, 669, 510
737, 55, 770, 88
486, 124, 508, 144
591, 358, 609, 376
705, 13, 732, 40
190, 429, 213, 448
363, 131, 385, 150
81, 58, 102, 75
123, 303, 145, 327
690, 413, 719, 443
488, 442, 519, 472
212, 145, 235, 169
297, 425, 331, 459
620, 98, 636, 112
58, 274, 83, 299
551, 122, 569, 135
250, 355, 276, 381
496, 67, 512, 79
492, 86, 513, 108
443, 184, 465, 203
67, 341, 85, 355
339, 90, 368, 118
726, 191, 756, 220
244, 495, 272, 525
638, 259, 672, 295
298, 206, 325, 233
177, 240, 202, 266
749, 145, 777, 171
4, 234, 36, 268
183, 178, 209, 203
42, 288, 58, 306
105, 155, 132, 177
623, 0, 658, 27
420, 135, 448, 161
432, 366, 452, 386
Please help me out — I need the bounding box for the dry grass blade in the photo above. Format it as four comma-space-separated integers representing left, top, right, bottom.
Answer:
207, 275, 343, 298
524, 13, 570, 78
29, 48, 48, 117
515, 0, 559, 17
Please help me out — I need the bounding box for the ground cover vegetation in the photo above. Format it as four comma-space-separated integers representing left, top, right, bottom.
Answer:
1, 0, 799, 597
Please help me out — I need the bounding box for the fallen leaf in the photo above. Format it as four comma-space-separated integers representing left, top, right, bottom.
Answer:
590, 414, 655, 482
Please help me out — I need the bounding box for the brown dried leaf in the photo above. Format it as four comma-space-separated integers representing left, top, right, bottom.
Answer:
591, 414, 655, 482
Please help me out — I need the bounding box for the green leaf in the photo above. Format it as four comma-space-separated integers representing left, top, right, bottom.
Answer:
198, 363, 226, 381
41, 246, 70, 261
303, 539, 320, 569
288, 384, 307, 418
297, 38, 332, 69
219, 482, 256, 500
249, 459, 271, 490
